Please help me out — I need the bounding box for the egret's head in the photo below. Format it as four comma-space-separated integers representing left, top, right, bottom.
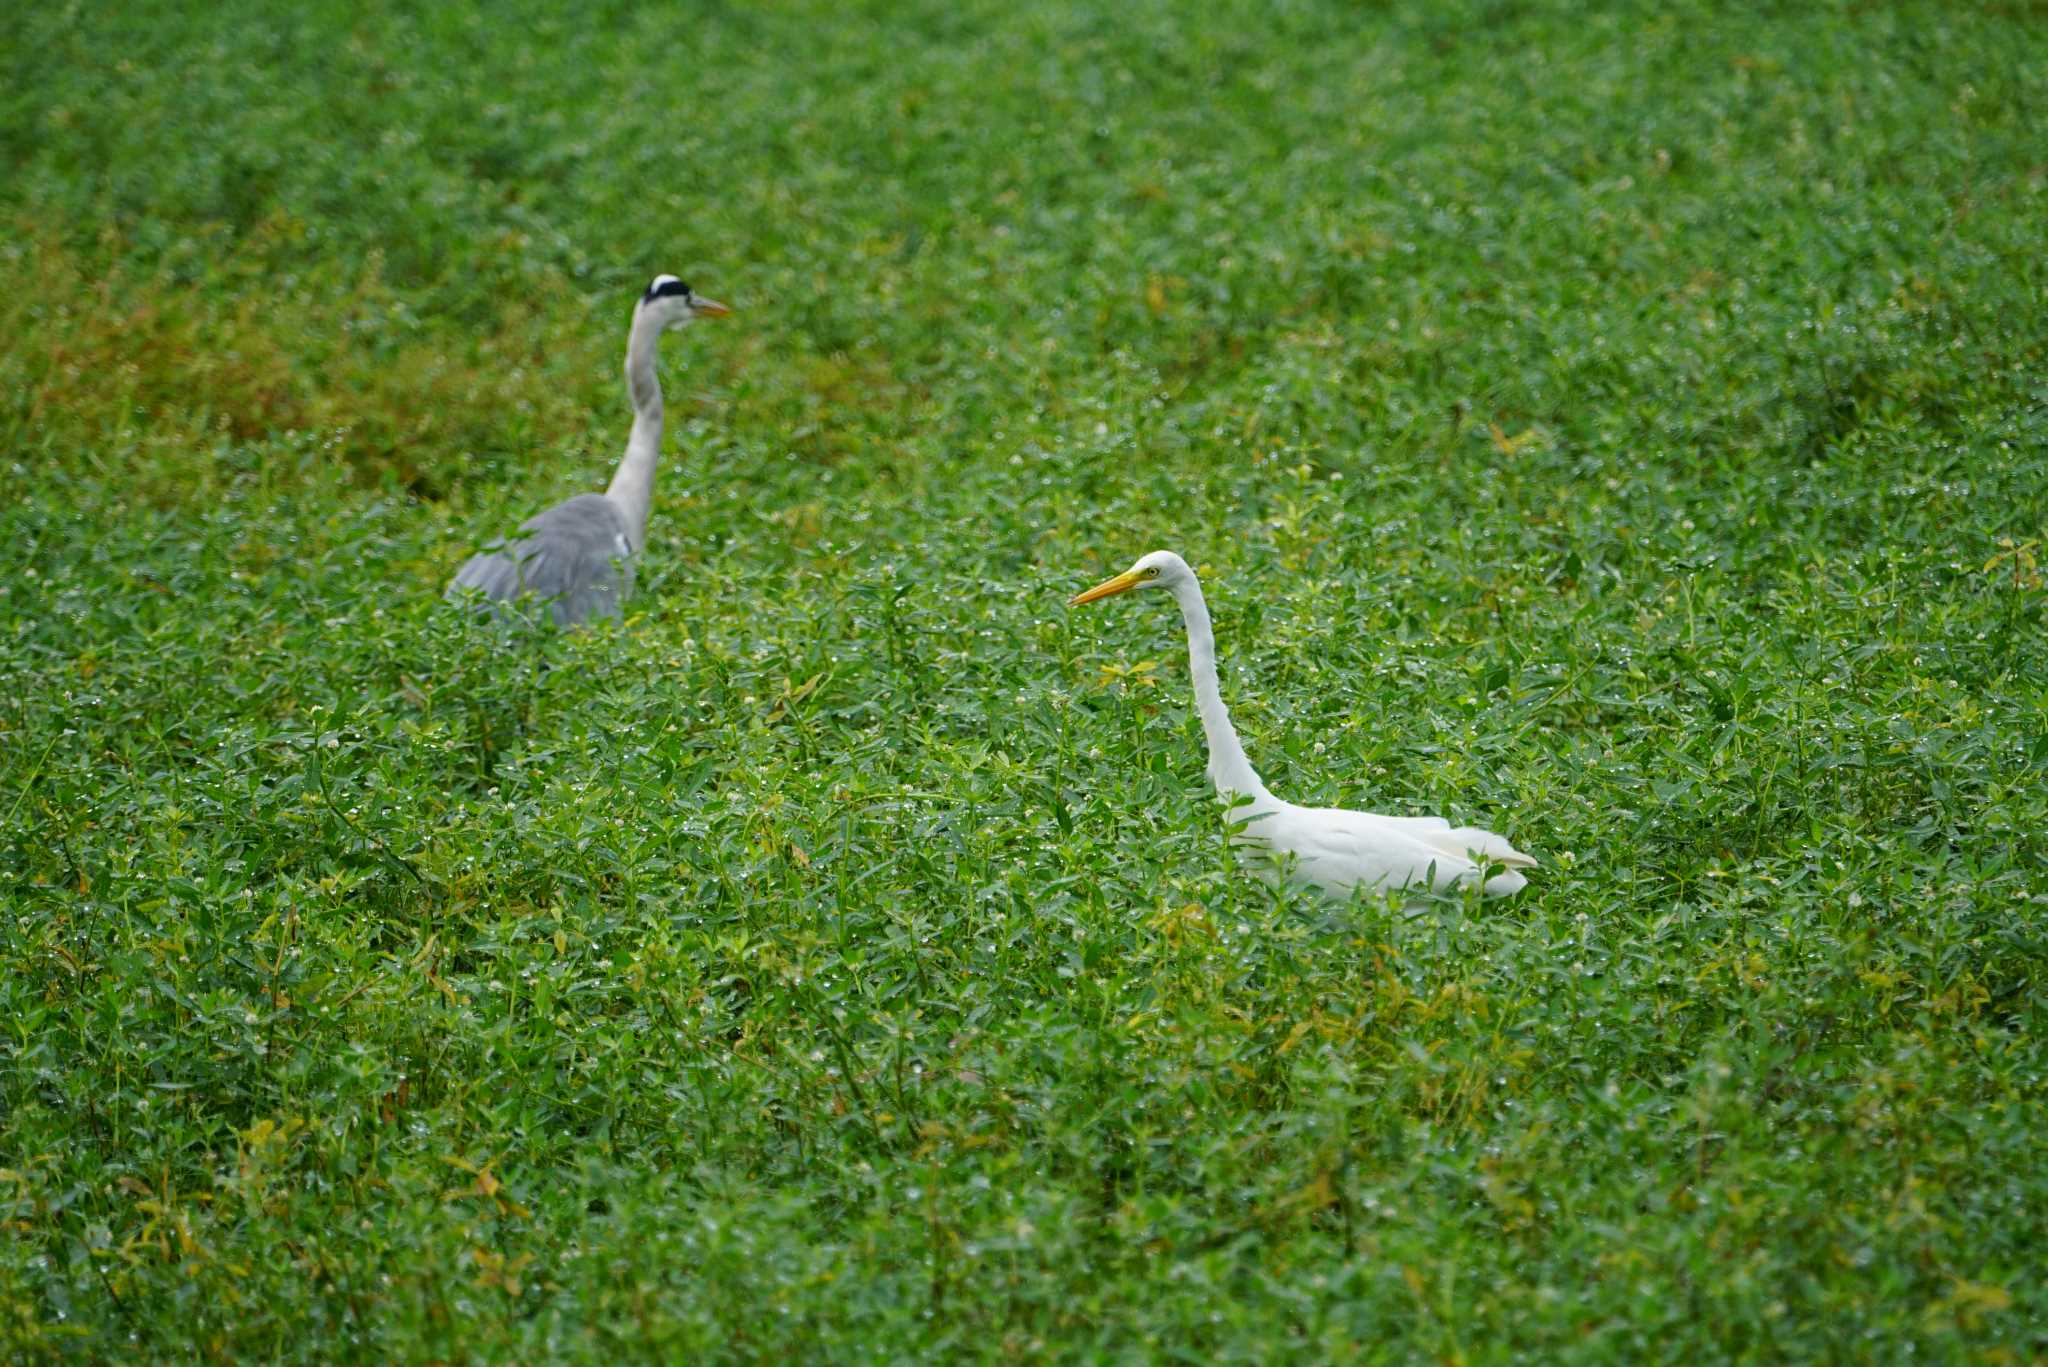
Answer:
1068, 550, 1193, 606
639, 275, 732, 330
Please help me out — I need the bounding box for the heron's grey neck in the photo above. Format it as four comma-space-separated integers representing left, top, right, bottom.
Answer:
1170, 575, 1269, 804
604, 307, 668, 551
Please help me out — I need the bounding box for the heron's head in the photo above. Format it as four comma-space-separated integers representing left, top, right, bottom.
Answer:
1068, 550, 1194, 606
639, 275, 732, 330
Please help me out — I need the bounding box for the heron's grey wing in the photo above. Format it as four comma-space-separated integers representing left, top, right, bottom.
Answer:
517, 495, 635, 625
447, 494, 634, 626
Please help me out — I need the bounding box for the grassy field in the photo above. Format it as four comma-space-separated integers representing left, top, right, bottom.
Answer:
4, 0, 2046, 1357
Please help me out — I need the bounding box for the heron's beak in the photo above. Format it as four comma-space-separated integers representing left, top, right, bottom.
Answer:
1069, 569, 1143, 606
693, 298, 733, 318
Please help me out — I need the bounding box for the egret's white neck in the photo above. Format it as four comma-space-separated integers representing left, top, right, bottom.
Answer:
604, 306, 668, 551
1168, 575, 1271, 807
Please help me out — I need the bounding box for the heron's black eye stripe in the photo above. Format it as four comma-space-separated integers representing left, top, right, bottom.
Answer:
647, 278, 694, 301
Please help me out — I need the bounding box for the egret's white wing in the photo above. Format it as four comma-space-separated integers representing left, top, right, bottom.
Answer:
1275, 806, 1533, 898
1269, 806, 1466, 894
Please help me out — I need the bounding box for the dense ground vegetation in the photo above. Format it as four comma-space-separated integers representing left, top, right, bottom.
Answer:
3, 0, 2045, 1357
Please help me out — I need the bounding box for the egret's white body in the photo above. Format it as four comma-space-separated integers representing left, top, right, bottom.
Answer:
1070, 551, 1536, 900
447, 275, 730, 625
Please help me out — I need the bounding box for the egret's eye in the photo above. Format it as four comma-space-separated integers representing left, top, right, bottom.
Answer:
1144, 567, 1160, 579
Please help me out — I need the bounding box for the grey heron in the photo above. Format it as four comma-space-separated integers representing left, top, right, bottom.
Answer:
447, 275, 731, 625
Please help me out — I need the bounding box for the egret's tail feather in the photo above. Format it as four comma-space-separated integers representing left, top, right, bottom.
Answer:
1425, 825, 1538, 870
1481, 868, 1530, 898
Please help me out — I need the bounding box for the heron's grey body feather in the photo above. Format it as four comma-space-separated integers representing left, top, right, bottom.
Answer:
447, 493, 634, 626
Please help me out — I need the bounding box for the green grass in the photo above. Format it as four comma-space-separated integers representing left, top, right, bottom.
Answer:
4, 0, 2046, 1357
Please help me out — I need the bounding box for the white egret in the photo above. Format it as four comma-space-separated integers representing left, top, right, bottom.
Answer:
1069, 550, 1536, 899
447, 275, 731, 625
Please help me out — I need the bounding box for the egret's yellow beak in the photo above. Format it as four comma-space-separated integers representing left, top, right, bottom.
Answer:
693, 297, 733, 318
1069, 569, 1143, 606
